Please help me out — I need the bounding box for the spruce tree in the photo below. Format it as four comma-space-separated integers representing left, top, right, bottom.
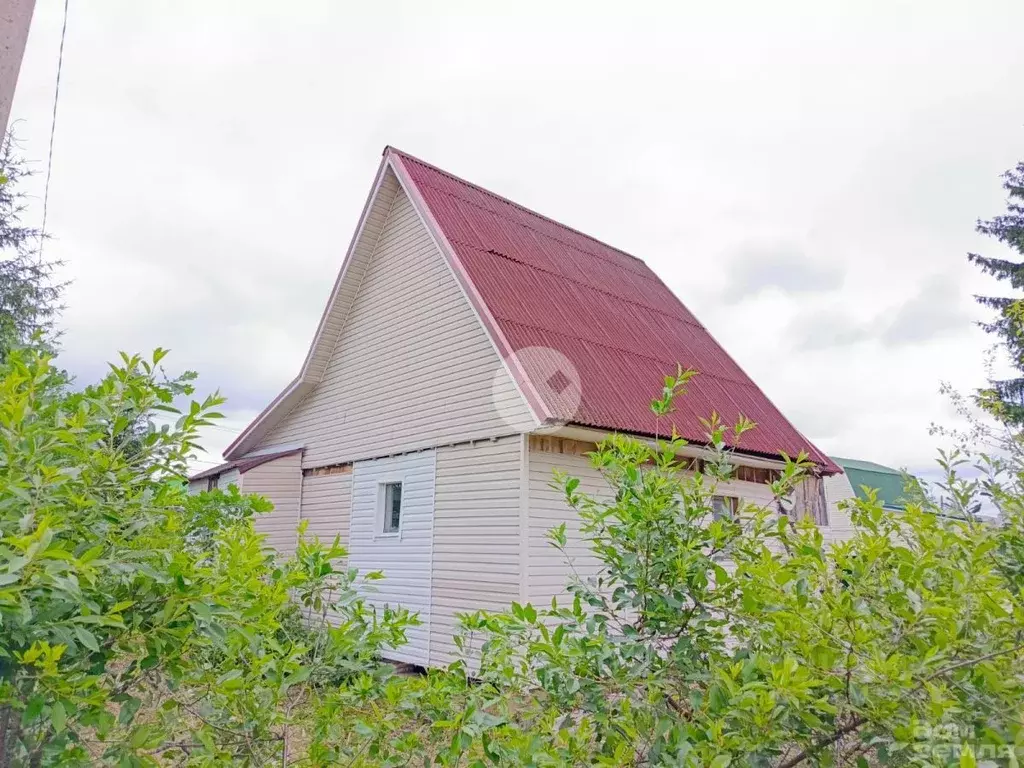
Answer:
0, 129, 63, 360
968, 161, 1024, 424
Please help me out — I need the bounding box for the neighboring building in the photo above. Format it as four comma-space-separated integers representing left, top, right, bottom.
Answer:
825, 456, 973, 520
191, 147, 849, 667
826, 457, 915, 513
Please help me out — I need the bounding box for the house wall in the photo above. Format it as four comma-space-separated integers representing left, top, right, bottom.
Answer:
259, 188, 536, 468
220, 468, 241, 489
299, 469, 353, 549
823, 472, 857, 544
242, 452, 303, 555
430, 436, 522, 667
348, 451, 435, 666
186, 467, 240, 494
525, 439, 851, 608
526, 440, 610, 609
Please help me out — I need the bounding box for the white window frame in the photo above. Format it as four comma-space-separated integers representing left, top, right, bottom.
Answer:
376, 478, 405, 539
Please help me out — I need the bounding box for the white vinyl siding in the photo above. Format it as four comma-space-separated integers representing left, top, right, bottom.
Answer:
259, 188, 535, 467
823, 472, 857, 545
430, 437, 522, 667
219, 467, 241, 489
242, 452, 303, 555
299, 470, 353, 550
526, 446, 608, 610
348, 451, 435, 666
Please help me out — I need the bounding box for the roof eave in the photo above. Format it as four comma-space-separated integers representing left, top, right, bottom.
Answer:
535, 422, 840, 474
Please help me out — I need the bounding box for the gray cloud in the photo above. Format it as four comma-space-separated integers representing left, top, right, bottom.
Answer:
789, 274, 973, 352
789, 311, 873, 352
877, 274, 973, 346
725, 243, 844, 302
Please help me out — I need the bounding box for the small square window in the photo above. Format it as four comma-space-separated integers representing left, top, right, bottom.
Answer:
711, 495, 738, 521
382, 482, 402, 534
207, 475, 219, 492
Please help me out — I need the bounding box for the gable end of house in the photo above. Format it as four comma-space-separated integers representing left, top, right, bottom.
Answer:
226, 155, 541, 467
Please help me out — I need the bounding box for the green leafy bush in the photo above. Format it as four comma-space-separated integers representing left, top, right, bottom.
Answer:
448, 373, 1024, 766
0, 348, 413, 766
3, 347, 1023, 766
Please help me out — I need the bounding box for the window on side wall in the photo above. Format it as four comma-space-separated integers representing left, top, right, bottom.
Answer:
711, 495, 738, 521
207, 475, 219, 492
381, 481, 403, 534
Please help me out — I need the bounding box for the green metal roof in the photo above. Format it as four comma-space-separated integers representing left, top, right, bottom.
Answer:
832, 456, 914, 511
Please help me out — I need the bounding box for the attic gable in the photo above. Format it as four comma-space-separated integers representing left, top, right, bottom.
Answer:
226, 159, 539, 463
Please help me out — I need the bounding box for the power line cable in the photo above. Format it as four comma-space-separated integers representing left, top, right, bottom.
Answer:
39, 0, 70, 256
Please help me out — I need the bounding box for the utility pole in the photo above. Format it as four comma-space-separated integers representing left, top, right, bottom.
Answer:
0, 0, 36, 133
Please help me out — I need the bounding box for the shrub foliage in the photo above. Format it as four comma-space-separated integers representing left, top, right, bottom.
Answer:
1, 352, 1023, 766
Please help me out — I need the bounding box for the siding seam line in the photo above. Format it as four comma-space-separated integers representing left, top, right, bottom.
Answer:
427, 449, 437, 666
518, 433, 529, 603
300, 431, 527, 473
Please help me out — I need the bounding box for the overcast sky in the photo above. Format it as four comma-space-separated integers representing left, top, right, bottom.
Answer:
9, 1, 1024, 476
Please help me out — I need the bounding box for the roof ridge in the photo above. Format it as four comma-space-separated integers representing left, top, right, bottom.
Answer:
386, 146, 648, 267
832, 456, 902, 474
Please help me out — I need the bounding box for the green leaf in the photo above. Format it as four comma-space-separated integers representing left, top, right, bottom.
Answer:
75, 626, 100, 653
282, 666, 311, 690
118, 695, 142, 725
354, 720, 374, 737
23, 696, 44, 724
216, 668, 243, 685
50, 701, 67, 733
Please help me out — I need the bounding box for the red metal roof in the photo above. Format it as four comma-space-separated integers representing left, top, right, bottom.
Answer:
393, 149, 837, 472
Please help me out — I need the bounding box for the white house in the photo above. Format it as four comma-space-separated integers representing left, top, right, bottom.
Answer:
189, 147, 849, 668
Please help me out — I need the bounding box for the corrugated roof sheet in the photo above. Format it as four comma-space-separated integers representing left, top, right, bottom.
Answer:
394, 150, 837, 471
